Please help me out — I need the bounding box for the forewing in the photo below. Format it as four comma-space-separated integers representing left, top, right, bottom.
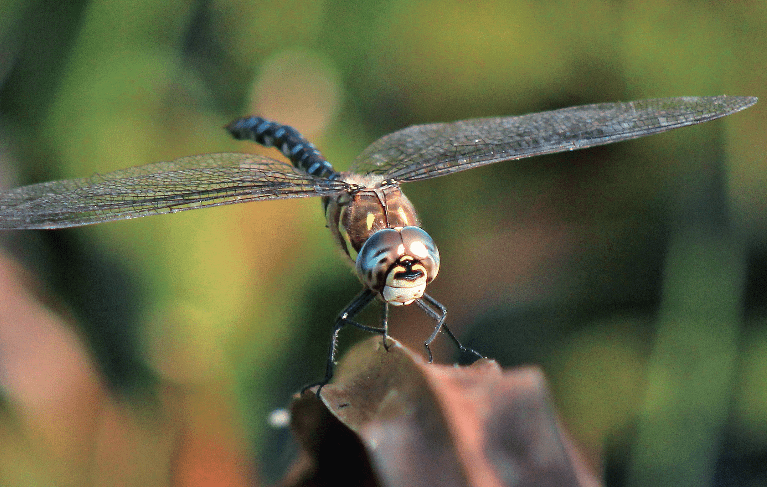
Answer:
0, 153, 352, 229
349, 96, 757, 182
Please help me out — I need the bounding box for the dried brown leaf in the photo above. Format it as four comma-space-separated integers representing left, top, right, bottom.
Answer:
283, 337, 602, 487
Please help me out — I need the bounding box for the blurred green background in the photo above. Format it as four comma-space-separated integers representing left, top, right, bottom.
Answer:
0, 0, 764, 485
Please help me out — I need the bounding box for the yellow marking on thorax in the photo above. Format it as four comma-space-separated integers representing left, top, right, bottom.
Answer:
397, 207, 409, 225
366, 212, 376, 230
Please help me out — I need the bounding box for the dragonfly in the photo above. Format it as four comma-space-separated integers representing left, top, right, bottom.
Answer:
0, 95, 757, 391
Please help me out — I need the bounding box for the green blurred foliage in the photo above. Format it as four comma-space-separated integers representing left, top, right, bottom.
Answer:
0, 0, 765, 485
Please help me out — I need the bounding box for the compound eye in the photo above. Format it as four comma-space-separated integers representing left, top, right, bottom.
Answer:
355, 228, 402, 292
399, 226, 440, 282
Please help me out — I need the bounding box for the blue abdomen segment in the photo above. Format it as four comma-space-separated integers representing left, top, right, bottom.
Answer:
226, 116, 337, 179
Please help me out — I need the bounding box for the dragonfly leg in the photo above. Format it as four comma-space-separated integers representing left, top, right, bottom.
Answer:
381, 301, 391, 350
417, 293, 484, 364
301, 288, 382, 396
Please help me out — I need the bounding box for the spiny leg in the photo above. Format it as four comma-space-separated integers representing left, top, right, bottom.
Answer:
416, 293, 484, 364
301, 288, 384, 395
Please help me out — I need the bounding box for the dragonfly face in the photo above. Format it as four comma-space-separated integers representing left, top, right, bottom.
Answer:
355, 226, 439, 306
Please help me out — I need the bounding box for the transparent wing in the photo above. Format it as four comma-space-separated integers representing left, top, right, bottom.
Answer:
0, 152, 354, 229
349, 96, 757, 182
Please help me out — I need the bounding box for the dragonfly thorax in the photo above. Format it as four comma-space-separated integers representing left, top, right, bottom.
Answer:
355, 227, 440, 306
326, 176, 421, 257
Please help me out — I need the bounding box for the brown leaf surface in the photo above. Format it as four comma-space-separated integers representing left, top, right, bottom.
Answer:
283, 337, 602, 487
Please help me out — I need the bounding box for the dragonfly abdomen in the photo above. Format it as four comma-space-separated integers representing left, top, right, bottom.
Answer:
226, 116, 336, 179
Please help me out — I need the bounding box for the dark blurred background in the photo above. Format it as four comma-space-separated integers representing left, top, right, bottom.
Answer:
0, 0, 764, 485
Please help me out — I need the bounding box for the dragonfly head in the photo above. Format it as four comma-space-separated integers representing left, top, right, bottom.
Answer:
355, 226, 439, 306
